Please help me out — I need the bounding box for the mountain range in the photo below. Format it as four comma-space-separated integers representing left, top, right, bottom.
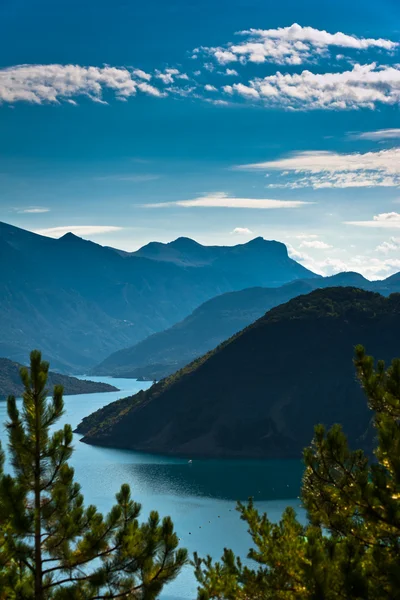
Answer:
77, 288, 400, 459
0, 358, 118, 400
92, 271, 400, 380
0, 222, 316, 372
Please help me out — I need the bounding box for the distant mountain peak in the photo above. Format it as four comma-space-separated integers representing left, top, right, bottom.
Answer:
59, 232, 82, 242
246, 236, 266, 244
245, 236, 285, 248
133, 234, 316, 281
169, 237, 202, 249
58, 232, 100, 248
326, 271, 369, 284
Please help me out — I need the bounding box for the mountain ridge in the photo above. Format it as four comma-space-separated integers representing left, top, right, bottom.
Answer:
92, 271, 400, 380
77, 287, 400, 459
0, 221, 316, 371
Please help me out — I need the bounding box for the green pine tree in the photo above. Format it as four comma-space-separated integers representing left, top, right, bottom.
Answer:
194, 345, 400, 599
0, 350, 187, 599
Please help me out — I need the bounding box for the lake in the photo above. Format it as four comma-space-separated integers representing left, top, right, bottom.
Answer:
0, 377, 305, 599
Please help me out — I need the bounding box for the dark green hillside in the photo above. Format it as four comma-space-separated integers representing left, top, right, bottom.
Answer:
78, 288, 400, 458
92, 271, 400, 381
0, 358, 118, 399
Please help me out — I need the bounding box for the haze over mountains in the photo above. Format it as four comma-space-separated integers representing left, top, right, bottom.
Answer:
78, 288, 400, 459
0, 222, 316, 372
93, 271, 400, 380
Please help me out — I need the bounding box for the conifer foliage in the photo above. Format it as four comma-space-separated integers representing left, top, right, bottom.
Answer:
194, 345, 400, 599
0, 350, 187, 599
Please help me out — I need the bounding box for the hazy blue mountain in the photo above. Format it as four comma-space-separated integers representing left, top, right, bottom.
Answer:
0, 357, 118, 399
133, 236, 318, 287
92, 271, 399, 380
0, 222, 317, 371
78, 288, 400, 459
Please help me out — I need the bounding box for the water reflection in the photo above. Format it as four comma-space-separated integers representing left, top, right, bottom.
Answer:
117, 459, 303, 501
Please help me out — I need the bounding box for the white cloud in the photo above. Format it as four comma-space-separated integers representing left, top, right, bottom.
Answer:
300, 240, 332, 249
267, 173, 400, 189
231, 82, 260, 98
35, 225, 123, 237
2, 27, 399, 112
132, 69, 152, 81
231, 227, 253, 235
201, 23, 397, 66
15, 206, 50, 214
0, 64, 161, 104
155, 68, 188, 85
243, 24, 397, 49
145, 191, 312, 209
213, 50, 238, 64
239, 148, 400, 188
136, 81, 164, 97
349, 128, 400, 140
166, 85, 198, 98
223, 63, 400, 110
375, 237, 400, 253
203, 63, 215, 72
345, 212, 400, 228
206, 99, 229, 106
155, 68, 181, 84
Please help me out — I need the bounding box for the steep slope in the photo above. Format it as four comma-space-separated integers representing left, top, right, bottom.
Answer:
92, 281, 317, 379
93, 271, 398, 380
78, 288, 400, 459
0, 222, 316, 371
0, 358, 118, 399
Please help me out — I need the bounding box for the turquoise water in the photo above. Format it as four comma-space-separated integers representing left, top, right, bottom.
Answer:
0, 377, 304, 599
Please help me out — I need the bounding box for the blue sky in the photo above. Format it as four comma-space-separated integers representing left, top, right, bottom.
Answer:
1, 0, 400, 278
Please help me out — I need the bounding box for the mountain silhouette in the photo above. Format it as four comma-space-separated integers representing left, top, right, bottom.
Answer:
0, 222, 317, 371
78, 288, 400, 459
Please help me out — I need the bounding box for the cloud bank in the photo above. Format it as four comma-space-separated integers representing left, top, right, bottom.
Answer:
1, 24, 399, 112
35, 225, 123, 237
288, 243, 400, 279
16, 207, 50, 214
349, 128, 400, 140
198, 23, 397, 66
300, 240, 332, 249
376, 238, 400, 252
231, 227, 253, 235
0, 64, 161, 104
239, 148, 400, 188
345, 212, 400, 228
222, 63, 400, 110
145, 191, 311, 209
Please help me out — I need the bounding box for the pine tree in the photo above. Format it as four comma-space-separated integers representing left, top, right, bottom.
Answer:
0, 350, 187, 599
194, 345, 400, 599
